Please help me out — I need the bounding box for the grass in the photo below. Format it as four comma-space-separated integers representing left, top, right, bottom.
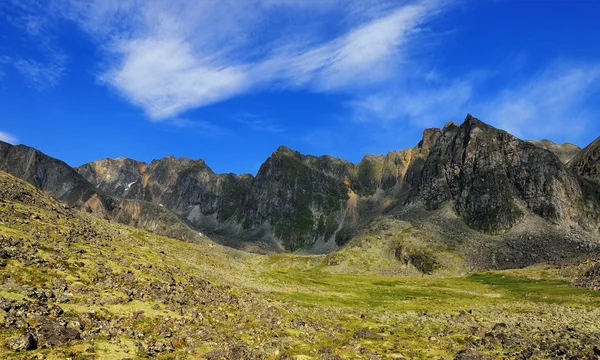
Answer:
262, 264, 600, 311
1, 171, 600, 359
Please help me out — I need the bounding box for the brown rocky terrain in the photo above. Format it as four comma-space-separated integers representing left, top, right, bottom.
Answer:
528, 139, 581, 164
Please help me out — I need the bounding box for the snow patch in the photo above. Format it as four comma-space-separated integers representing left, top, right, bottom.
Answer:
124, 180, 137, 192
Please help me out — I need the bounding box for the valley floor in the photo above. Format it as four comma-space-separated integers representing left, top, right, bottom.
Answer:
1, 171, 600, 359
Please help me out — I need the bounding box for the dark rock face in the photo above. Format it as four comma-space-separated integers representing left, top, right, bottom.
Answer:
77, 138, 437, 251
409, 115, 584, 234
0, 142, 97, 205
0, 142, 205, 243
569, 136, 600, 183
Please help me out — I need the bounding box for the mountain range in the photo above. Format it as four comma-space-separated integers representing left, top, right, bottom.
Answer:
2, 114, 600, 267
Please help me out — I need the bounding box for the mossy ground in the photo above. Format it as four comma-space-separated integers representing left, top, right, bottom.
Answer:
1, 171, 600, 359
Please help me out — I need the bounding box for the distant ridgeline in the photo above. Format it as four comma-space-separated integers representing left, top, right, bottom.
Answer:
2, 114, 600, 256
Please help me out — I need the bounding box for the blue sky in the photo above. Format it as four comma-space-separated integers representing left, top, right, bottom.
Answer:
1, 0, 600, 175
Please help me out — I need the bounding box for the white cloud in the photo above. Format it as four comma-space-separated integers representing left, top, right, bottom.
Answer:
477, 62, 600, 140
12, 56, 66, 90
233, 113, 284, 133
0, 0, 68, 90
103, 37, 249, 119
0, 131, 18, 144
54, 0, 442, 120
350, 79, 473, 128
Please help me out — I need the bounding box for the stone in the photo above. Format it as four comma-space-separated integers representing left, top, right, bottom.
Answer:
35, 320, 81, 347
6, 333, 37, 351
353, 328, 384, 340
454, 349, 493, 360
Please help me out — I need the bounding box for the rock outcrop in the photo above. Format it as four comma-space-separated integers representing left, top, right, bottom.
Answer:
408, 115, 585, 233
0, 141, 205, 243
3, 114, 600, 253
569, 136, 600, 183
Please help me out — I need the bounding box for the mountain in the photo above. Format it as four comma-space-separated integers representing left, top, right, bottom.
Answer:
4, 114, 600, 256
407, 115, 586, 234
528, 139, 581, 164
0, 141, 206, 243
0, 141, 98, 205
569, 135, 600, 183
77, 115, 600, 255
77, 130, 439, 252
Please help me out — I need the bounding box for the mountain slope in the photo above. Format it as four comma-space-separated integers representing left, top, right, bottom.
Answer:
7, 115, 600, 255
77, 131, 440, 252
528, 139, 581, 164
2, 170, 600, 359
408, 115, 586, 234
0, 141, 206, 244
0, 141, 98, 206
77, 115, 600, 253
569, 135, 600, 183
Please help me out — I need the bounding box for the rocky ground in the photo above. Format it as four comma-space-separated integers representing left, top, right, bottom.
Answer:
1, 170, 600, 359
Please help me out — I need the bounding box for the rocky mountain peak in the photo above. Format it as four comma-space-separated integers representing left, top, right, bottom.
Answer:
418, 128, 442, 150
569, 136, 600, 182
410, 114, 584, 234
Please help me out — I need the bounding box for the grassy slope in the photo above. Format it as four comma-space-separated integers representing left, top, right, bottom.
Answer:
1, 171, 600, 359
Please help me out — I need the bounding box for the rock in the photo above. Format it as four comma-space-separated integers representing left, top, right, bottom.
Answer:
202, 349, 228, 359
35, 320, 81, 347
319, 355, 344, 360
454, 349, 493, 360
67, 320, 83, 331
569, 135, 600, 183
353, 328, 384, 340
156, 326, 172, 338
6, 333, 37, 351
492, 322, 508, 332
51, 278, 68, 292
409, 115, 585, 234
278, 355, 296, 360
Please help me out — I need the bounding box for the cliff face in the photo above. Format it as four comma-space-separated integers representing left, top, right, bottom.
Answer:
0, 142, 97, 206
5, 114, 600, 254
569, 136, 600, 183
0, 141, 205, 244
75, 132, 440, 251
409, 115, 584, 233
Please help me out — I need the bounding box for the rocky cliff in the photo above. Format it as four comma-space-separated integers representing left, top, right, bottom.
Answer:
0, 141, 205, 243
408, 115, 587, 234
569, 135, 600, 183
4, 114, 600, 254
76, 132, 440, 251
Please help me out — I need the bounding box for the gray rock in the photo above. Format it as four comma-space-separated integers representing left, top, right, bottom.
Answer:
6, 333, 37, 351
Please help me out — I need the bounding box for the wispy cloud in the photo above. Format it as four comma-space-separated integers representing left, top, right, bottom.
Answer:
476, 62, 600, 140
53, 0, 443, 121
0, 0, 67, 90
0, 131, 19, 144
12, 56, 66, 90
346, 59, 600, 145
233, 113, 284, 133
350, 79, 474, 128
